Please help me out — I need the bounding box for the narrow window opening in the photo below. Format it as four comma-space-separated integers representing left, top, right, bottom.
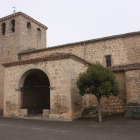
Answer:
11, 19, 15, 32
106, 56, 111, 67
37, 28, 41, 37
1, 23, 6, 35
27, 22, 31, 29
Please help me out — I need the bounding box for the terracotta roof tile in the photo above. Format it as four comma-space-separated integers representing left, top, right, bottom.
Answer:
2, 53, 91, 67
109, 63, 140, 72
3, 52, 140, 72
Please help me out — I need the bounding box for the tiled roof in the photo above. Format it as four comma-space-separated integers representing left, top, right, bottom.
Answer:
109, 63, 140, 72
19, 31, 140, 55
2, 53, 91, 67
3, 52, 140, 72
0, 12, 48, 30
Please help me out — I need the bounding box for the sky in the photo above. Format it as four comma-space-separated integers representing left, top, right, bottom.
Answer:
1, 0, 140, 47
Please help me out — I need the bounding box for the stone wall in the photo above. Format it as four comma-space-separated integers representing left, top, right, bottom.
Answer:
71, 69, 126, 118
20, 34, 140, 69
0, 13, 47, 109
20, 37, 129, 67
3, 50, 128, 120
123, 35, 140, 64
125, 70, 140, 104
100, 72, 126, 113
18, 15, 46, 52
85, 72, 126, 114
69, 59, 88, 118
17, 33, 140, 117
125, 70, 140, 116
2, 12, 140, 118
3, 58, 78, 120
0, 15, 20, 109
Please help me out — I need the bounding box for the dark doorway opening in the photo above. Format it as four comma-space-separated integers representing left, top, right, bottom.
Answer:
21, 70, 50, 117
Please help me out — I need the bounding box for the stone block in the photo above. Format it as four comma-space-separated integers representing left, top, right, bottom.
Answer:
43, 109, 50, 117
50, 108, 60, 114
61, 113, 68, 119
49, 114, 61, 119
20, 109, 27, 117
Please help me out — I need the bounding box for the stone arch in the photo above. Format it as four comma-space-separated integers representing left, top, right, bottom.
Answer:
16, 65, 52, 89
1, 22, 6, 35
27, 22, 31, 29
16, 65, 52, 117
10, 19, 15, 32
37, 28, 41, 38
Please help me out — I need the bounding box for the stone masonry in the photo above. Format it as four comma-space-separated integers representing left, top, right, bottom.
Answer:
0, 12, 47, 109
1, 12, 140, 120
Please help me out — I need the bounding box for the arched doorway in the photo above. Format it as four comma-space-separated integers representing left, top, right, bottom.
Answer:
20, 69, 50, 117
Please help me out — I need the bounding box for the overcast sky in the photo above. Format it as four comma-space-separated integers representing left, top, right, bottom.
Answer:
1, 0, 140, 47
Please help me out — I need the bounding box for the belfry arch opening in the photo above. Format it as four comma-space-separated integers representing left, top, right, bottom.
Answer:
10, 19, 15, 32
20, 69, 50, 117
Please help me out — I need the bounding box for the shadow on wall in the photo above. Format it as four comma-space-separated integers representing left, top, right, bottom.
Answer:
0, 109, 3, 116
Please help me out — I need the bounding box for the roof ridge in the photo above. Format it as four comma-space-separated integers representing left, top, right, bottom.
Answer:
18, 31, 140, 55
109, 63, 140, 72
0, 12, 48, 30
2, 53, 91, 67
3, 52, 140, 72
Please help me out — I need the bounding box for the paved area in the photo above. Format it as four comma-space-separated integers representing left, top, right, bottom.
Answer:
0, 115, 140, 140
0, 109, 3, 116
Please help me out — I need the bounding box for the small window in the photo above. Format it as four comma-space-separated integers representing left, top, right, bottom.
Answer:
106, 56, 111, 67
37, 28, 41, 37
10, 19, 15, 32
27, 22, 31, 29
1, 22, 6, 35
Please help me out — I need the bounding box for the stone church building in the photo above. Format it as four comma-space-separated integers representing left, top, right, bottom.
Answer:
0, 12, 140, 120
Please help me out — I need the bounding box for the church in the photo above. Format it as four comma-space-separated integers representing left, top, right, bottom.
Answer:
0, 12, 140, 120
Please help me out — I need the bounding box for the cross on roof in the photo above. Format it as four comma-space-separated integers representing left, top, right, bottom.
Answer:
13, 6, 16, 14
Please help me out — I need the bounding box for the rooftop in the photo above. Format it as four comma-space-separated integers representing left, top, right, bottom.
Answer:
109, 63, 140, 72
2, 53, 91, 67
19, 30, 140, 55
3, 52, 140, 72
0, 12, 48, 30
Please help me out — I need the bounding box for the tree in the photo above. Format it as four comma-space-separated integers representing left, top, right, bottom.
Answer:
76, 63, 120, 122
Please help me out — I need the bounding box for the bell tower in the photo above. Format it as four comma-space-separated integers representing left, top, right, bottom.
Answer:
0, 12, 48, 55
0, 12, 48, 110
